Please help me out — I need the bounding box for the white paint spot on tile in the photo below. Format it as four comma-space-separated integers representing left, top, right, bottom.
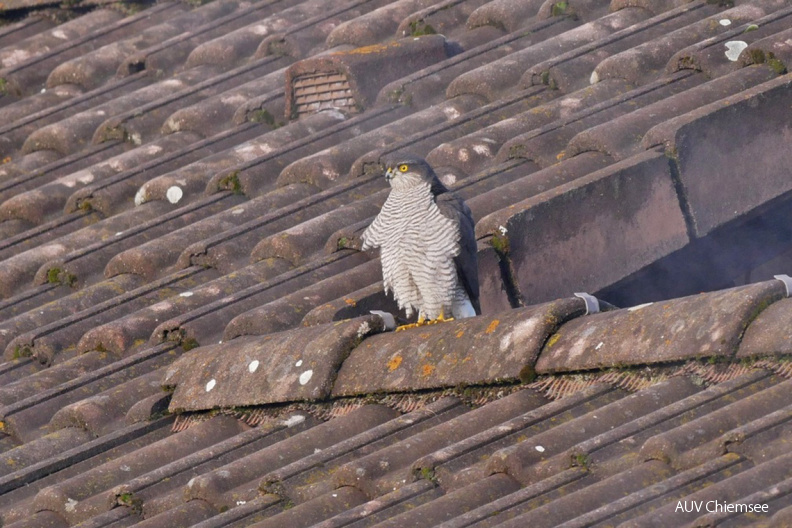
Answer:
232, 208, 245, 215
134, 187, 146, 206
248, 360, 260, 373
187, 477, 196, 487
166, 186, 183, 204
295, 359, 303, 367
65, 498, 78, 512
179, 291, 193, 297
628, 302, 654, 312
590, 70, 599, 84
282, 414, 306, 427
595, 342, 604, 350
52, 29, 68, 39
205, 379, 216, 392
236, 500, 247, 505
719, 19, 731, 26
498, 225, 508, 236
725, 41, 748, 61
535, 445, 545, 453
41, 88, 46, 94
299, 370, 313, 385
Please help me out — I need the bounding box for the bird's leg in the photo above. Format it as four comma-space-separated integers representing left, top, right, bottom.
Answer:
395, 313, 427, 332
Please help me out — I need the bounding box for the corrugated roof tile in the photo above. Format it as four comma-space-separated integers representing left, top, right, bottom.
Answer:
1, 0, 791, 525
537, 280, 785, 372
333, 297, 588, 396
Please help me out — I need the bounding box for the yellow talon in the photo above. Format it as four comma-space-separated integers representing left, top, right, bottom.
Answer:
395, 312, 454, 331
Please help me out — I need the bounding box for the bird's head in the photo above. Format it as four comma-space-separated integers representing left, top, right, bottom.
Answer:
381, 154, 447, 194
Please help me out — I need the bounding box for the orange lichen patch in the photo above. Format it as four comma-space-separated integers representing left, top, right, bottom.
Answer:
422, 364, 436, 377
456, 329, 465, 338
387, 354, 403, 371
2, 156, 10, 164
556, 150, 566, 161
485, 319, 500, 334
344, 298, 357, 306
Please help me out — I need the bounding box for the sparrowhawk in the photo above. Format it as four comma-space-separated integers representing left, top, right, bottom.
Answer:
361, 154, 480, 326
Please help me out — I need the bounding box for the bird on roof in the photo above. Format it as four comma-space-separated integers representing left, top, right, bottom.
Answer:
361, 154, 480, 330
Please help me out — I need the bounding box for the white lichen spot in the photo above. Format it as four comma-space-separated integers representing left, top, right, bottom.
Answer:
179, 291, 193, 297
205, 379, 216, 392
232, 208, 245, 215
41, 88, 46, 94
130, 132, 142, 146
441, 172, 457, 186
357, 321, 371, 338
4, 49, 31, 68
187, 477, 196, 487
719, 19, 731, 26
724, 41, 748, 61
120, 464, 130, 472
65, 498, 78, 512
590, 70, 599, 84
220, 94, 247, 106
295, 359, 303, 367
299, 370, 313, 385
166, 186, 183, 204
147, 145, 163, 155
567, 325, 598, 361
248, 360, 260, 373
52, 29, 68, 39
314, 448, 322, 454
628, 302, 654, 312
498, 225, 508, 236
595, 342, 604, 350
458, 148, 470, 162
472, 144, 491, 156
282, 414, 306, 427
95, 109, 106, 117
443, 106, 461, 120
61, 169, 96, 188
252, 23, 270, 35
535, 445, 545, 453
236, 500, 247, 506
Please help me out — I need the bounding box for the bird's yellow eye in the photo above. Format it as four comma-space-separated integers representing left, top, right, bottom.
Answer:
398, 164, 409, 172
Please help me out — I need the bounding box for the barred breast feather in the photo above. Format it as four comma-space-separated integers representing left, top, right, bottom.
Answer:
361, 182, 461, 320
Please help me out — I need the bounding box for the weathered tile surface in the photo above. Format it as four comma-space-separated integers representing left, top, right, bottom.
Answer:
1, 0, 792, 526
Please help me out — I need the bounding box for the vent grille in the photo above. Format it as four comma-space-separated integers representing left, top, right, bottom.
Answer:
292, 72, 356, 117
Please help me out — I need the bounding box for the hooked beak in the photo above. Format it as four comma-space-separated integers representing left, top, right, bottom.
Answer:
385, 167, 396, 181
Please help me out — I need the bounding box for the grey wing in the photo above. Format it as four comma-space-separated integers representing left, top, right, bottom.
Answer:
436, 192, 481, 315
